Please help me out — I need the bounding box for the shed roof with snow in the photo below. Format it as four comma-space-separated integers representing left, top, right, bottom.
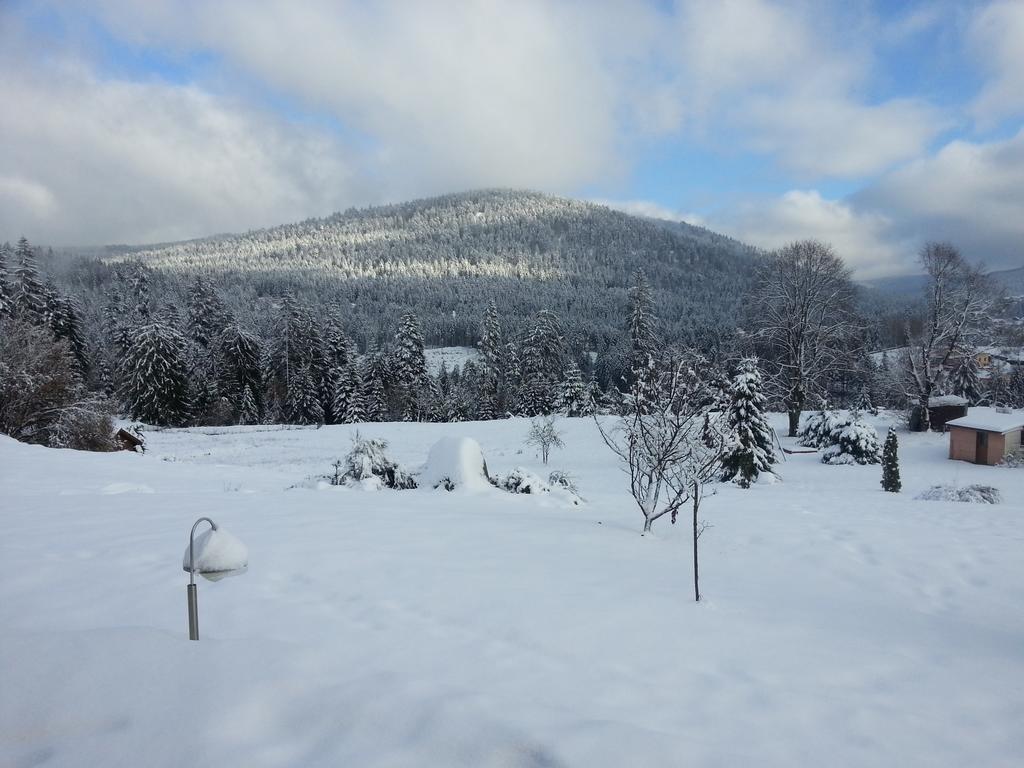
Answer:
946, 412, 1024, 434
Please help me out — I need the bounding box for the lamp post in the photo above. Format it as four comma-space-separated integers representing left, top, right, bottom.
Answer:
183, 517, 248, 641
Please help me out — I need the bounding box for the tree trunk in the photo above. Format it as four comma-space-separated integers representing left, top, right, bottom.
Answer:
643, 516, 653, 534
918, 392, 931, 432
692, 489, 700, 602
787, 408, 800, 437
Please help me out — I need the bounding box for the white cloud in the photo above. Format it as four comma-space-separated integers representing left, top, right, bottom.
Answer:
714, 129, 1024, 277
594, 199, 706, 227
857, 128, 1024, 269
659, 0, 946, 177
969, 0, 1024, 125
744, 96, 948, 178
0, 176, 58, 221
0, 57, 359, 245
713, 190, 911, 278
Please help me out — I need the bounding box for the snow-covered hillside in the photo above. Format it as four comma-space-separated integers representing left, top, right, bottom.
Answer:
2, 413, 1023, 767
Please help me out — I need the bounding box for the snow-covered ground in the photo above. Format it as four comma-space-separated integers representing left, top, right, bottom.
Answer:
424, 345, 480, 375
2, 412, 1023, 767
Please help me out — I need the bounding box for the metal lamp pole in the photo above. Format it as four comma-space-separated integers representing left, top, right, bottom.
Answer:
186, 517, 218, 641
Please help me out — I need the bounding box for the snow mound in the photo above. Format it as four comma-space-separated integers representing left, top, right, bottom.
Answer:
916, 484, 1002, 504
182, 525, 249, 576
101, 482, 155, 495
420, 437, 492, 491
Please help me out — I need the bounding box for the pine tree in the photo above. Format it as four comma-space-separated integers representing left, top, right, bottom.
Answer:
519, 309, 565, 415
881, 427, 901, 492
286, 365, 324, 425
238, 384, 261, 425
478, 301, 504, 418
720, 358, 777, 487
627, 269, 658, 374
0, 242, 11, 318
362, 352, 388, 422
560, 361, 588, 416
187, 278, 230, 349
948, 354, 983, 405
11, 237, 48, 324
119, 323, 192, 426
393, 311, 427, 420
218, 325, 263, 418
822, 413, 881, 465
331, 360, 366, 423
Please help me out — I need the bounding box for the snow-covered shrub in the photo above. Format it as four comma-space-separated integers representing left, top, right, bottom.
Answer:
49, 407, 118, 452
797, 407, 839, 448
419, 436, 491, 491
821, 415, 881, 465
493, 467, 582, 505
498, 467, 550, 494
547, 470, 578, 494
334, 432, 417, 490
916, 484, 1002, 504
998, 449, 1024, 468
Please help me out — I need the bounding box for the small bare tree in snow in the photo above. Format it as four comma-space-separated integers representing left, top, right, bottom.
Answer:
905, 242, 992, 432
751, 240, 860, 436
526, 415, 564, 464
596, 356, 728, 601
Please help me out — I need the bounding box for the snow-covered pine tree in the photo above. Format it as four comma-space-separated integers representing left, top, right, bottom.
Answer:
822, 413, 881, 465
362, 352, 388, 422
948, 354, 983, 405
119, 323, 193, 426
48, 291, 89, 374
238, 384, 260, 425
720, 357, 777, 487
217, 325, 263, 419
519, 309, 565, 415
393, 311, 427, 420
331, 360, 365, 424
797, 402, 838, 448
286, 364, 324, 425
560, 361, 588, 416
478, 301, 504, 417
0, 242, 11, 318
855, 384, 877, 416
881, 427, 901, 492
627, 269, 658, 374
11, 237, 48, 325
187, 278, 231, 349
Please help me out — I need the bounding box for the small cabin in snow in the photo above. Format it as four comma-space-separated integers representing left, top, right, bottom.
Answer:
946, 412, 1024, 466
909, 394, 969, 432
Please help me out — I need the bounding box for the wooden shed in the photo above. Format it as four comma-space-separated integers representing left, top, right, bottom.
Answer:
909, 395, 969, 432
946, 412, 1024, 466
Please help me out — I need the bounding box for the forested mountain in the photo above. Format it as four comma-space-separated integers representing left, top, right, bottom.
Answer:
79, 189, 758, 351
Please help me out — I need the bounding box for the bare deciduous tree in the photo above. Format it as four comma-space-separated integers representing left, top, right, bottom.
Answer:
596, 356, 727, 601
526, 415, 564, 464
905, 242, 992, 432
751, 240, 860, 436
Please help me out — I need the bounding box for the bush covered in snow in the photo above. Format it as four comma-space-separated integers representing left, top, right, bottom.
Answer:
797, 407, 839, 448
916, 484, 1002, 504
497, 467, 550, 494
821, 414, 881, 465
333, 432, 417, 490
419, 436, 492, 491
493, 468, 582, 505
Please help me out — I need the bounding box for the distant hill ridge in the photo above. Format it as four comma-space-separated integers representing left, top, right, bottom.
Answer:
96, 189, 760, 347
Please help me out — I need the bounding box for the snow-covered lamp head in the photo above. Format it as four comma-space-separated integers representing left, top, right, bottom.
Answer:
182, 517, 248, 640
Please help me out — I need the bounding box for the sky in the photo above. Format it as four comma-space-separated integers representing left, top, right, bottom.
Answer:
0, 0, 1022, 278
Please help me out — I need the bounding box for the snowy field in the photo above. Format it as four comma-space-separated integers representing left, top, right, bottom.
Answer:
2, 412, 1023, 767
